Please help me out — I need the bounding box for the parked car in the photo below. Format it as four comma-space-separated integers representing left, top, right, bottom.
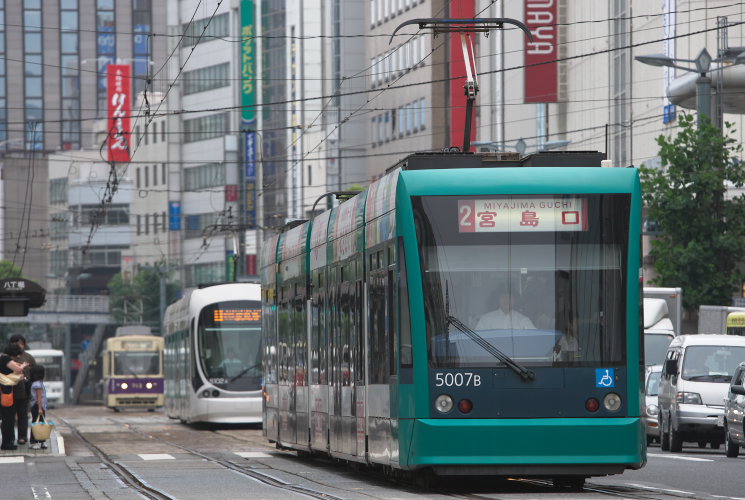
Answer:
658, 335, 745, 452
724, 361, 745, 458
644, 365, 662, 444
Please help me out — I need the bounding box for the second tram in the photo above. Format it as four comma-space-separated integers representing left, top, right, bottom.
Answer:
163, 282, 263, 424
261, 151, 645, 488
102, 330, 164, 411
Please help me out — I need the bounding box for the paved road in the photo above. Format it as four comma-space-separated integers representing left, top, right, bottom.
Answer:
1, 406, 744, 499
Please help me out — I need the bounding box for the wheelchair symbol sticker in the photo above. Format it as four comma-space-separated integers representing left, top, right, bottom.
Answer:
595, 368, 615, 388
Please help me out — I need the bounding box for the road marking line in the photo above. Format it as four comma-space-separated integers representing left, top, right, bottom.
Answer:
31, 486, 51, 499
56, 433, 65, 455
647, 452, 713, 462
235, 451, 272, 458
0, 456, 24, 463
138, 453, 174, 460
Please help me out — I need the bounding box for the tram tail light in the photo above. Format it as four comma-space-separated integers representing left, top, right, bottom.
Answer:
458, 399, 473, 414
585, 397, 600, 412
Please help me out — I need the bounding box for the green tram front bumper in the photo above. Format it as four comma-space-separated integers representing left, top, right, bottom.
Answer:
405, 417, 646, 476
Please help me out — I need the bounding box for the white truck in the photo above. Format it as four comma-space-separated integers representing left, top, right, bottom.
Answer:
644, 287, 683, 334
697, 305, 745, 335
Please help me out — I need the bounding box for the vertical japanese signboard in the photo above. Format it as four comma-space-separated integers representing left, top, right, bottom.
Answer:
524, 0, 558, 103
242, 0, 257, 228
241, 0, 256, 124
107, 64, 131, 162
245, 132, 257, 227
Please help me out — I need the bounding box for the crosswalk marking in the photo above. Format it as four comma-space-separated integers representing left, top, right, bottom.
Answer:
138, 453, 174, 460
647, 452, 713, 462
0, 456, 24, 464
235, 451, 272, 458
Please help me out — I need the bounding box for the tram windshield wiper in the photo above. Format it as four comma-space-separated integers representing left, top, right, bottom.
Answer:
228, 363, 261, 384
445, 314, 535, 382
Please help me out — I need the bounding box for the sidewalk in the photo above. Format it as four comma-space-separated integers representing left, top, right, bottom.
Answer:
0, 427, 64, 459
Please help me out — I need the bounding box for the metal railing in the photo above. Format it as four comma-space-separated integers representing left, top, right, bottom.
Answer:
38, 295, 110, 314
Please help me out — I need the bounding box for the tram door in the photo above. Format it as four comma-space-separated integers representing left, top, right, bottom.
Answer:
330, 260, 360, 456
278, 281, 297, 445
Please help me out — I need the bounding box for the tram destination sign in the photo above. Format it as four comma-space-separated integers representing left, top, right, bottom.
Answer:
458, 197, 587, 233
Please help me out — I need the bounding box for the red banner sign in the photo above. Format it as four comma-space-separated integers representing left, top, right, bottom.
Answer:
107, 64, 131, 162
524, 0, 558, 103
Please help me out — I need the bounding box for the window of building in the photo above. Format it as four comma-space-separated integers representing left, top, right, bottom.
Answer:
49, 178, 68, 203
183, 63, 230, 95
184, 212, 221, 239
153, 163, 157, 185
137, 214, 141, 235
49, 213, 69, 240
184, 162, 225, 190
183, 113, 228, 143
161, 163, 166, 186
50, 250, 68, 277
145, 214, 149, 235
144, 166, 149, 187
161, 120, 166, 141
96, 0, 116, 115
184, 262, 224, 288
136, 167, 141, 188
181, 12, 229, 48
420, 97, 426, 129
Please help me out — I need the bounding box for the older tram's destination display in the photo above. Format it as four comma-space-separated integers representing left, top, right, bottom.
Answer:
458, 197, 587, 232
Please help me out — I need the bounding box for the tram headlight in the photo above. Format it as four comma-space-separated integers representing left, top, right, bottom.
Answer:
435, 394, 454, 413
145, 382, 153, 390
120, 382, 128, 390
201, 389, 211, 398
603, 392, 622, 412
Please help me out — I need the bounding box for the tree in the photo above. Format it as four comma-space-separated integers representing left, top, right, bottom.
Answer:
640, 113, 745, 312
0, 260, 24, 279
107, 267, 181, 330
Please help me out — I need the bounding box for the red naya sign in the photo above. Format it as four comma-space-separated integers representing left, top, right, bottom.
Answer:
458, 198, 587, 233
524, 0, 558, 103
107, 64, 131, 162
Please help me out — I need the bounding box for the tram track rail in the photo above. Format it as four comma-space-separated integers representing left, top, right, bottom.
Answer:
60, 414, 349, 500
56, 415, 176, 500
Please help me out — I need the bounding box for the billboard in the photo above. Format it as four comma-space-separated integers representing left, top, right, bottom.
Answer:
107, 64, 131, 162
524, 0, 558, 103
241, 0, 256, 124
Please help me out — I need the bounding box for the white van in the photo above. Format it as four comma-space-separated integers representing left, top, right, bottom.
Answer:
658, 335, 745, 452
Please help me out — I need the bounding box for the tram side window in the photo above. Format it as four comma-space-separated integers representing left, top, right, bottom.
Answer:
388, 266, 397, 377
398, 237, 412, 369
340, 265, 352, 386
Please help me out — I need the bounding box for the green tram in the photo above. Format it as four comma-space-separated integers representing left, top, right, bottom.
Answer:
261, 152, 645, 488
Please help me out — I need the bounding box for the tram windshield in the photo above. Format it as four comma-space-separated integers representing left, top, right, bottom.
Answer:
198, 300, 262, 391
413, 194, 630, 369
113, 351, 160, 376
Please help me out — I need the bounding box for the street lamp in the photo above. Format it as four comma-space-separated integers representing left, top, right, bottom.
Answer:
635, 48, 745, 128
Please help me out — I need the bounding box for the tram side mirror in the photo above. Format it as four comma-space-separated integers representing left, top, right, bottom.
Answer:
664, 358, 678, 376
731, 385, 745, 396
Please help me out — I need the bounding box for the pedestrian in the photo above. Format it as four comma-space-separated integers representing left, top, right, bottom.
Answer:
28, 365, 48, 450
0, 343, 29, 450
9, 334, 36, 445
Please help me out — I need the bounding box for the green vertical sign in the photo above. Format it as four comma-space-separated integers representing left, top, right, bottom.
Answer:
241, 0, 256, 124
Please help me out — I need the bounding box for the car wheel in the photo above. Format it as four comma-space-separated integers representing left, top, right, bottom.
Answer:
669, 424, 683, 452
725, 422, 740, 458
710, 441, 721, 450
660, 415, 670, 451
697, 439, 707, 448
647, 436, 653, 445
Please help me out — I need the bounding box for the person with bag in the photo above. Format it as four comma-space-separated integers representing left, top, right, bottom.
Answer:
0, 343, 29, 450
28, 365, 48, 449
9, 334, 35, 446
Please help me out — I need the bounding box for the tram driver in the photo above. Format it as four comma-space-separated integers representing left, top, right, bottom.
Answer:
475, 287, 536, 331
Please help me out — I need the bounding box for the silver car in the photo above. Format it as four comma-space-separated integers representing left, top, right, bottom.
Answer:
724, 361, 745, 458
644, 365, 662, 444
